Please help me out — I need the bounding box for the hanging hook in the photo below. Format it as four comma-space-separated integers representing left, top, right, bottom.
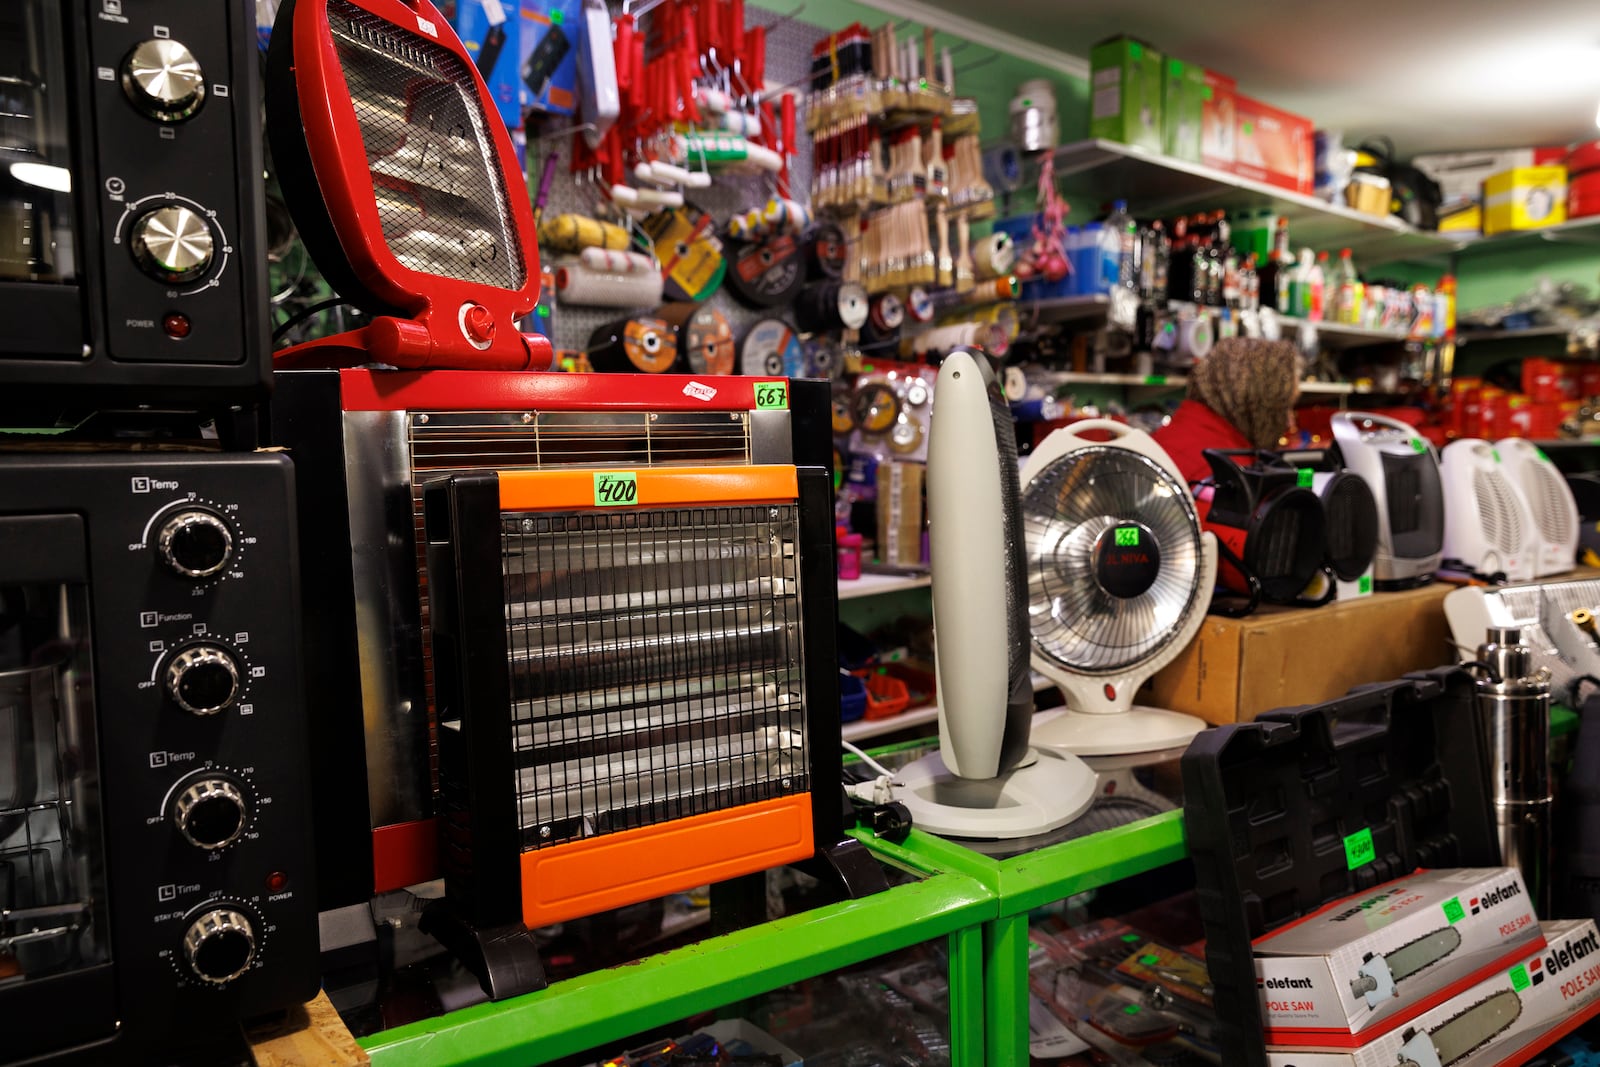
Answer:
532, 120, 598, 144
753, 2, 806, 31
955, 53, 1001, 76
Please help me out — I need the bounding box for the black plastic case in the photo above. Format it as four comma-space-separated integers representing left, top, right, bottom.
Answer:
1180, 667, 1501, 1066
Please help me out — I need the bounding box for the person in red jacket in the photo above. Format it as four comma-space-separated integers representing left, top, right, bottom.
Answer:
1151, 338, 1301, 484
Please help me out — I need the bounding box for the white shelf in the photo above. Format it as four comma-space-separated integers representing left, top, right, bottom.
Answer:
1297, 380, 1369, 396
1054, 371, 1187, 388
841, 703, 939, 743
1050, 139, 1458, 266
837, 571, 931, 600
1457, 325, 1571, 344
1454, 216, 1600, 256
1278, 315, 1412, 349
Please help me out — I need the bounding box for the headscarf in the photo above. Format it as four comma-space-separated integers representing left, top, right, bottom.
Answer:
1186, 338, 1300, 449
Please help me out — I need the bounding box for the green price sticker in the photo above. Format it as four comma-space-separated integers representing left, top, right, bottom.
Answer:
1296, 468, 1313, 488
1411, 438, 1427, 453
1492, 449, 1501, 463
1116, 527, 1141, 547
1359, 574, 1373, 594
1123, 1003, 1142, 1015
1510, 964, 1531, 992
1343, 827, 1375, 870
1169, 59, 1183, 76
754, 380, 789, 410
592, 472, 639, 507
1121, 933, 1142, 943
1443, 897, 1466, 925
1538, 448, 1550, 461
1143, 374, 1168, 386
1138, 953, 1161, 966
1129, 42, 1143, 60
1242, 121, 1254, 136
549, 8, 564, 22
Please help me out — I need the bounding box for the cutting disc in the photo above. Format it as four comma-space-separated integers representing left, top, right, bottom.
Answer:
796, 281, 870, 333
804, 221, 848, 279
739, 318, 805, 376
659, 302, 735, 375
641, 203, 726, 302
852, 381, 900, 435
587, 316, 678, 373
805, 338, 846, 379
724, 231, 805, 308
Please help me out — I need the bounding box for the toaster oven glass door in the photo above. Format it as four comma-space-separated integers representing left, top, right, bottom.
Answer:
0, 2, 78, 286
0, 576, 108, 992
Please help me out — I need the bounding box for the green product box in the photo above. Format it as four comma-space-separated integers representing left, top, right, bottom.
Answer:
1162, 57, 1208, 162
1090, 36, 1164, 152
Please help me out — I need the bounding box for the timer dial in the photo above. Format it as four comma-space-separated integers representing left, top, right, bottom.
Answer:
129, 205, 216, 283
182, 908, 255, 985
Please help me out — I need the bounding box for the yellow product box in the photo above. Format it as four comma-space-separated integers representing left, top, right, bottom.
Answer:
1483, 165, 1567, 234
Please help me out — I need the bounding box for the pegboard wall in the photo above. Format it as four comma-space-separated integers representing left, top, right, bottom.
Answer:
522, 6, 825, 360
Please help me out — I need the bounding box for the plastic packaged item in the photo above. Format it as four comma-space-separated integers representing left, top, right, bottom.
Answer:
1331, 248, 1359, 324
1075, 223, 1104, 295
837, 528, 863, 580
1308, 251, 1327, 322
1181, 667, 1503, 1065
1089, 37, 1163, 152
1103, 200, 1135, 291
1288, 248, 1314, 318
839, 671, 868, 722
1010, 78, 1059, 153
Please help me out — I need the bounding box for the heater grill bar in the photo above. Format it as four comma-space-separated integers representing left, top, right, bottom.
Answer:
501, 504, 808, 851
328, 0, 524, 291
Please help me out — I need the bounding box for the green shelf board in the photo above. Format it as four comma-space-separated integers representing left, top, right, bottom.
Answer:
360, 870, 996, 1067
865, 809, 1189, 917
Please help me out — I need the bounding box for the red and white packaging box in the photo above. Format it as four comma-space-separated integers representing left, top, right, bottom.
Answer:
1232, 93, 1314, 194
1253, 868, 1543, 1048
1200, 70, 1237, 170
1268, 919, 1600, 1067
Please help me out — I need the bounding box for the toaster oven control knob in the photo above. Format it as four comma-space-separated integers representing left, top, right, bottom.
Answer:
165, 646, 240, 716
122, 38, 207, 122
157, 509, 233, 578
182, 907, 255, 985
129, 204, 215, 283
172, 777, 247, 850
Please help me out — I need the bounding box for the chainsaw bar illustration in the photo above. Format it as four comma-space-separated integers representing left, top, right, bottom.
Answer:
1396, 987, 1522, 1067
1351, 926, 1463, 1007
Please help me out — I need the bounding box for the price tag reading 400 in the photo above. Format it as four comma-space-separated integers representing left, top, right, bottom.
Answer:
754, 380, 789, 410
592, 472, 639, 507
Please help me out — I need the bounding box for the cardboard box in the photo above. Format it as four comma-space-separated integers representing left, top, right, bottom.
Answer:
1484, 165, 1568, 235
1412, 146, 1568, 215
1162, 58, 1208, 162
1254, 868, 1543, 1047
1200, 70, 1237, 170
451, 1, 524, 129
519, 0, 581, 117
1233, 94, 1314, 194
1142, 580, 1452, 726
1267, 920, 1600, 1067
1089, 37, 1164, 152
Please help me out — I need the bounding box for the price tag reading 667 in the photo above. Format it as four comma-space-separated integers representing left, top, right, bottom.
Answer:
592, 472, 638, 506
754, 380, 789, 410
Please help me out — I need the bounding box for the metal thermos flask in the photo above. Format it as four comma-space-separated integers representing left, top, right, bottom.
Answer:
1474, 626, 1553, 915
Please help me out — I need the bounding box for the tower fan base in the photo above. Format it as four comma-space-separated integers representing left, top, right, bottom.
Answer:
890, 747, 1098, 840
1030, 705, 1206, 760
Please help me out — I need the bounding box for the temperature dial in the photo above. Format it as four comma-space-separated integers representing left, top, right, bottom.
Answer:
157, 509, 233, 578
182, 907, 255, 985
165, 645, 240, 716
121, 38, 206, 121
130, 204, 216, 283
171, 777, 247, 850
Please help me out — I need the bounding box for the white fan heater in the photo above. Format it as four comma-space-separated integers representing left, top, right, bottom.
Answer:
1019, 420, 1218, 760
1440, 438, 1539, 583
1496, 437, 1580, 577
1330, 412, 1444, 588
887, 350, 1098, 839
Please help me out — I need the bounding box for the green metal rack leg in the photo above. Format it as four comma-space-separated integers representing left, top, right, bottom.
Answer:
984, 913, 1031, 1066
948, 923, 986, 1067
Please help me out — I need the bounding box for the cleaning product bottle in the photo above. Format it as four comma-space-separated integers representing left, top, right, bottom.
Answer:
1436, 273, 1457, 339
1333, 248, 1358, 324
1104, 200, 1136, 290
1309, 250, 1328, 322
1288, 248, 1314, 318
1258, 216, 1291, 310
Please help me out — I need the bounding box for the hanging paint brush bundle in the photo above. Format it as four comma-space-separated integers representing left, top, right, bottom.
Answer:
862, 201, 934, 293
886, 127, 924, 203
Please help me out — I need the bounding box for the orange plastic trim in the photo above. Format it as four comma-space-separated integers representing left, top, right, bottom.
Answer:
519, 793, 813, 929
497, 464, 798, 512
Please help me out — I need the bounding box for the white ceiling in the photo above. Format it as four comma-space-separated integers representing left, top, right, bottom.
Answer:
913, 0, 1600, 157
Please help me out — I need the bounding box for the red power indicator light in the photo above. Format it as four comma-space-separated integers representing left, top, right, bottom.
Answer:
265, 871, 289, 893
163, 312, 191, 339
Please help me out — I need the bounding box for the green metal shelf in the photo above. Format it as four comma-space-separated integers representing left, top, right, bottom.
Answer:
360, 837, 998, 1067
